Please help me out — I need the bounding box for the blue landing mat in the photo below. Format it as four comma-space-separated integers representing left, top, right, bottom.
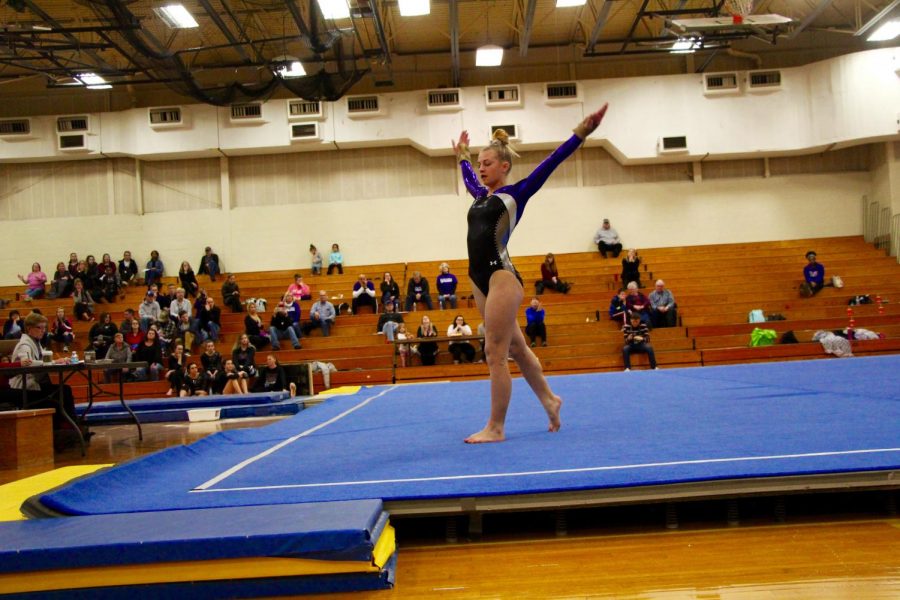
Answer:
34, 356, 900, 516
76, 391, 292, 414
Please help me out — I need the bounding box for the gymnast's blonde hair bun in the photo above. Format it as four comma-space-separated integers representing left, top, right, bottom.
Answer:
489, 128, 520, 160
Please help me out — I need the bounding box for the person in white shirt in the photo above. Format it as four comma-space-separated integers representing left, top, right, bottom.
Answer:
447, 314, 475, 364
593, 218, 623, 258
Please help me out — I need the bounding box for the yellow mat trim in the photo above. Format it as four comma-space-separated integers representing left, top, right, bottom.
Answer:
0, 465, 112, 522
0, 521, 395, 594
316, 385, 361, 397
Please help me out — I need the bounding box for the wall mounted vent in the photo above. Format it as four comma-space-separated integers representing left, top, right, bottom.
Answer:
703, 72, 740, 95
658, 135, 688, 154
485, 84, 521, 108
57, 116, 89, 133
490, 124, 519, 142
148, 107, 184, 128
346, 94, 384, 117
287, 100, 323, 120
426, 88, 462, 111
58, 133, 88, 151
290, 122, 320, 141
544, 81, 581, 104
230, 102, 264, 123
747, 70, 782, 91
0, 118, 32, 137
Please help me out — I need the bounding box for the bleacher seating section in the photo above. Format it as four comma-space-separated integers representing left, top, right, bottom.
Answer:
2, 235, 898, 404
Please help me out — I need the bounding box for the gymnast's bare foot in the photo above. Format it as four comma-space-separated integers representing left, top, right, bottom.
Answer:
465, 425, 505, 444
544, 394, 562, 432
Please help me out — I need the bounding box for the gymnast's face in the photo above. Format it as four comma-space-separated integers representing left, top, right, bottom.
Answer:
477, 148, 509, 191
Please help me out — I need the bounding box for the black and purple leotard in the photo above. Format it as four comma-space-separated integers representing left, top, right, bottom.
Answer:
460, 134, 582, 296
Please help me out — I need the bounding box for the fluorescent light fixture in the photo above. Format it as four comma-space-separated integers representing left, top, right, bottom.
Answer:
475, 44, 504, 67
867, 19, 900, 41
317, 0, 350, 19
277, 61, 306, 78
77, 73, 112, 90
399, 0, 430, 16
670, 38, 700, 53
154, 4, 199, 29
556, 0, 586, 7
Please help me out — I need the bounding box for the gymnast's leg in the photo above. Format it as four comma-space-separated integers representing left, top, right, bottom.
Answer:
466, 270, 560, 443
508, 319, 561, 433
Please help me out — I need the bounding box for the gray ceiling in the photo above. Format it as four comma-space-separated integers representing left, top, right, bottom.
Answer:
0, 0, 897, 109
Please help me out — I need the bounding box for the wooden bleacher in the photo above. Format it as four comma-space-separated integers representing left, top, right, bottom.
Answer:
1, 235, 898, 403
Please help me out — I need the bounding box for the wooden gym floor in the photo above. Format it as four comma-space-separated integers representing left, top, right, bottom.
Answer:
2, 417, 899, 599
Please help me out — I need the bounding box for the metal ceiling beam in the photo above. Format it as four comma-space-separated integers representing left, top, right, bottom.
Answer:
787, 0, 836, 39
619, 0, 651, 54
449, 0, 460, 87
21, 0, 120, 73
586, 0, 615, 53
519, 0, 538, 57
197, 0, 252, 63
854, 0, 900, 36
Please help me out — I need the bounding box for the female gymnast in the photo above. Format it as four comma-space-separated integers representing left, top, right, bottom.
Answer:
452, 104, 608, 443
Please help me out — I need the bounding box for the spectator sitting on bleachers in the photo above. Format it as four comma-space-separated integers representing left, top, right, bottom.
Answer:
251, 354, 296, 397
67, 252, 79, 277
607, 289, 628, 324
164, 343, 187, 396
104, 332, 132, 382
648, 279, 677, 328
244, 301, 269, 349
351, 274, 377, 314
158, 283, 176, 312
802, 250, 826, 296
156, 310, 177, 354
448, 314, 476, 364
47, 262, 73, 299
525, 297, 547, 348
622, 312, 657, 371
18, 262, 47, 301
593, 218, 623, 258
396, 323, 413, 367
139, 291, 160, 332
133, 328, 163, 381
124, 319, 145, 352
198, 246, 221, 282
221, 274, 243, 313
309, 244, 323, 276
405, 271, 433, 311
287, 273, 311, 302
380, 272, 401, 307
71, 279, 95, 322
621, 248, 642, 289
377, 299, 404, 341
168, 287, 192, 320
145, 250, 164, 289
232, 334, 258, 379
269, 302, 302, 350
436, 263, 459, 310
84, 255, 100, 294
89, 312, 117, 358
304, 290, 336, 337
118, 250, 139, 286
197, 296, 222, 344
416, 315, 439, 366
537, 252, 571, 294
178, 261, 200, 298
180, 362, 209, 397
327, 243, 344, 275
4, 310, 23, 340
625, 281, 651, 327
201, 339, 225, 393
176, 310, 196, 352
50, 307, 74, 352
222, 359, 249, 395
282, 292, 303, 337
119, 308, 136, 336
99, 253, 122, 298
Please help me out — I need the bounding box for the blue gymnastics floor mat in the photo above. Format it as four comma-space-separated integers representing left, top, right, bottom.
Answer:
33, 356, 900, 516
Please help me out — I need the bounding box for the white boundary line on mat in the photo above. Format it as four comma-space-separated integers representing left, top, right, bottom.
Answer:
193, 385, 399, 491
192, 447, 900, 493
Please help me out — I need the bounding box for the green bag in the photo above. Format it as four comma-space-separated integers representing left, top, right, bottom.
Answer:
750, 327, 778, 347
